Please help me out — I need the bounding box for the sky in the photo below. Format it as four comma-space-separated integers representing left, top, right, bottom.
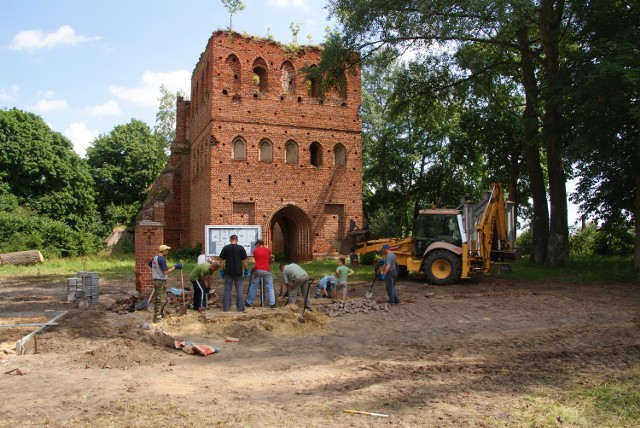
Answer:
1, 0, 335, 157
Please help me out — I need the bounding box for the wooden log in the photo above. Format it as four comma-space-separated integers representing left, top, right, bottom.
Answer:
0, 250, 44, 266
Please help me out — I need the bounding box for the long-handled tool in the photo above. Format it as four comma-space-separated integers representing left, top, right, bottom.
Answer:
298, 278, 314, 323
365, 263, 384, 299
178, 263, 187, 316
364, 273, 378, 299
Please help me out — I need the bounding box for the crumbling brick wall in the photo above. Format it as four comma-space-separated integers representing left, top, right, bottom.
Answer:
137, 31, 363, 288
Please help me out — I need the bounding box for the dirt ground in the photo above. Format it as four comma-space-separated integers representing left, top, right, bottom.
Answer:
0, 271, 639, 427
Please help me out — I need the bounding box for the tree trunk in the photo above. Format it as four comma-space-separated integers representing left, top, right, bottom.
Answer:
0, 250, 45, 266
517, 26, 549, 264
540, 0, 569, 267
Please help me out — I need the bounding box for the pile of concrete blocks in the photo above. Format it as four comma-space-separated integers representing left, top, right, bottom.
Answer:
319, 299, 390, 317
66, 272, 99, 305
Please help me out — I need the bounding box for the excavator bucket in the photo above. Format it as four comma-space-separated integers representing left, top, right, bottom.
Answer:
328, 238, 356, 255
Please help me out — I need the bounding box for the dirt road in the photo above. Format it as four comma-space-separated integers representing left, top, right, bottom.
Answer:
0, 274, 639, 427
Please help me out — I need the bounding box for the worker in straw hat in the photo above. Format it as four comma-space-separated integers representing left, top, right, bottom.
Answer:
148, 244, 183, 322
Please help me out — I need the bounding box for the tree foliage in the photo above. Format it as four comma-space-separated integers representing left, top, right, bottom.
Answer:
221, 0, 245, 30
0, 109, 103, 255
86, 119, 167, 228
567, 0, 639, 223
360, 50, 519, 237
154, 84, 186, 148
563, 0, 640, 274
0, 108, 100, 231
321, 0, 578, 266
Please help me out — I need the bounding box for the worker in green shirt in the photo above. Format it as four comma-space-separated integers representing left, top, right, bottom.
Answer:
190, 260, 220, 312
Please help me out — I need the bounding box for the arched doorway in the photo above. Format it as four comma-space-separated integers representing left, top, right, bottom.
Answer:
269, 205, 312, 262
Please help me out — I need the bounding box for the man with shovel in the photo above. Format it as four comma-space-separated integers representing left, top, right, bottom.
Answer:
148, 244, 183, 323
279, 263, 312, 311
190, 260, 220, 312
380, 244, 400, 305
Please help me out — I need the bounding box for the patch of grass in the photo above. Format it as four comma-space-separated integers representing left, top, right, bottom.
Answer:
509, 371, 640, 427
278, 259, 377, 282
1, 252, 634, 285
0, 253, 135, 281
510, 255, 635, 283
0, 254, 378, 283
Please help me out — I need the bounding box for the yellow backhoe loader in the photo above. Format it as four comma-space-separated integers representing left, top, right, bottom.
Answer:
347, 183, 517, 285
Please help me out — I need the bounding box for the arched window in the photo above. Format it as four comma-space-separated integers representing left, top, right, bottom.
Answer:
225, 54, 241, 93
233, 137, 246, 160
259, 139, 273, 162
280, 61, 296, 95
306, 65, 320, 98
310, 142, 322, 167
334, 143, 346, 166
253, 57, 268, 93
285, 140, 298, 164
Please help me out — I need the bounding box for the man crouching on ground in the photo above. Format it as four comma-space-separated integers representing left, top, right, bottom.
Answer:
190, 260, 220, 312
280, 263, 312, 311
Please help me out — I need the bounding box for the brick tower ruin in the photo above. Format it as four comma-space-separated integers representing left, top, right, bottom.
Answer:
135, 31, 363, 294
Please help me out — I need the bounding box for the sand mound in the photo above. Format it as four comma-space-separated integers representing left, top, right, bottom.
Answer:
75, 337, 166, 369
161, 305, 329, 341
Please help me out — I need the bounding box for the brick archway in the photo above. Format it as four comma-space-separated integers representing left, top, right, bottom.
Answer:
269, 205, 312, 262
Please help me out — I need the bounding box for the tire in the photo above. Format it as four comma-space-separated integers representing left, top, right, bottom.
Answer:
423, 250, 461, 285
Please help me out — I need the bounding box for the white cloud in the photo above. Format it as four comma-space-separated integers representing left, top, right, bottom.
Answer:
109, 70, 191, 107
0, 85, 19, 102
30, 98, 69, 113
84, 100, 121, 117
40, 89, 57, 98
9, 25, 102, 51
64, 122, 97, 158
267, 0, 310, 11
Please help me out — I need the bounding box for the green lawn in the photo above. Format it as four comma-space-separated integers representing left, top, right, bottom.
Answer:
0, 253, 635, 284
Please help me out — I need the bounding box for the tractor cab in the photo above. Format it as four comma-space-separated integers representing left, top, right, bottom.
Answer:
413, 209, 466, 257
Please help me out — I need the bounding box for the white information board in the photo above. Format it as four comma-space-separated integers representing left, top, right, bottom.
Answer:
205, 225, 262, 257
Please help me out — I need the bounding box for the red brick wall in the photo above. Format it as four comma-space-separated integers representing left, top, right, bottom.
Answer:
137, 31, 363, 272
134, 221, 164, 295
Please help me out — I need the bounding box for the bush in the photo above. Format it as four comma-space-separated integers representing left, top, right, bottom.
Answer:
367, 208, 403, 239
570, 223, 599, 255
0, 206, 103, 257
359, 251, 378, 265
272, 251, 286, 263
516, 229, 532, 256
169, 243, 202, 264
593, 224, 633, 256
571, 222, 633, 257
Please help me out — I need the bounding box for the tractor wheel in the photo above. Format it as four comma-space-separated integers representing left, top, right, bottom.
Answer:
423, 250, 461, 285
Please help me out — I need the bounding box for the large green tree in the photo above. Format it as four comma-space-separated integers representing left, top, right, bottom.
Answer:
0, 108, 99, 230
86, 119, 167, 228
566, 0, 640, 275
360, 51, 494, 237
319, 0, 574, 266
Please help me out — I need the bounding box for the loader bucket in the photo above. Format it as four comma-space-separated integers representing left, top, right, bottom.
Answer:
328, 238, 355, 254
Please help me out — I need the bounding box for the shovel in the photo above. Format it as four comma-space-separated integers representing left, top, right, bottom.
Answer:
364, 274, 377, 299
298, 278, 314, 323
178, 265, 187, 316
